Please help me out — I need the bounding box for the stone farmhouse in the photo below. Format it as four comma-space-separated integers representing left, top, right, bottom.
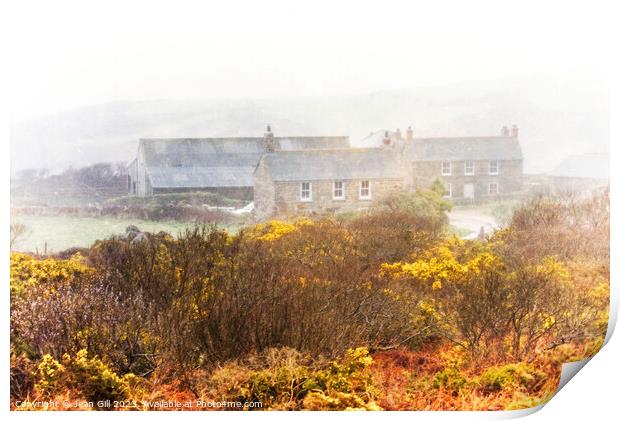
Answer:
254, 125, 523, 219
254, 147, 404, 220
404, 125, 523, 200
128, 124, 523, 219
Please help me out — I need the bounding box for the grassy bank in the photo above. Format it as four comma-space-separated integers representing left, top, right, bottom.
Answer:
10, 214, 239, 253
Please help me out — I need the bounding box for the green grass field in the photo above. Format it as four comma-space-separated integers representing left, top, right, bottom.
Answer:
11, 201, 514, 253
10, 215, 228, 253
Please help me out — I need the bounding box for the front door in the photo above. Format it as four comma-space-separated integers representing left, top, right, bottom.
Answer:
464, 183, 475, 199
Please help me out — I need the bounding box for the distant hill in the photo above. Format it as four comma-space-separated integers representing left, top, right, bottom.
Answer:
10, 75, 608, 175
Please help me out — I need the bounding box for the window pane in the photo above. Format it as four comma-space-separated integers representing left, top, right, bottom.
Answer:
334, 181, 343, 198
360, 180, 370, 197
301, 182, 311, 200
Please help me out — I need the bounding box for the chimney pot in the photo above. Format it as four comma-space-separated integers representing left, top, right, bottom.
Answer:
383, 131, 391, 146
501, 125, 509, 136
406, 126, 414, 140
263, 124, 275, 152
510, 124, 519, 137
395, 128, 402, 140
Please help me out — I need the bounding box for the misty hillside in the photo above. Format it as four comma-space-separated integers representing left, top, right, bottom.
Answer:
10, 75, 608, 175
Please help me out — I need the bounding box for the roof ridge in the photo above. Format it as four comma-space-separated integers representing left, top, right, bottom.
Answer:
412, 135, 515, 141
140, 136, 349, 142
140, 137, 261, 141
276, 135, 349, 139
270, 146, 385, 153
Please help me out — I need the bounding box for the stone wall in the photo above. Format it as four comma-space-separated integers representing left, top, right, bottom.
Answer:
271, 178, 403, 218
151, 186, 253, 200
253, 157, 277, 220
127, 159, 138, 195
134, 145, 153, 196
410, 159, 523, 201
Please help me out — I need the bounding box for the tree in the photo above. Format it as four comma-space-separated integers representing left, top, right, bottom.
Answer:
10, 223, 27, 249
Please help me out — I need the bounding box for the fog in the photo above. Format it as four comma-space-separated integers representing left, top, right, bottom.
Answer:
10, 74, 608, 175
7, 1, 611, 174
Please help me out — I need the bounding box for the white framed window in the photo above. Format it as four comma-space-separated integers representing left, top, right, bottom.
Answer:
464, 160, 474, 176
333, 181, 345, 200
300, 182, 312, 201
489, 160, 499, 175
489, 182, 499, 195
441, 161, 452, 176
444, 183, 452, 198
359, 180, 371, 199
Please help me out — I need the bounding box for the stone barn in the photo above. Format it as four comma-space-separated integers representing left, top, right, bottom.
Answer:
127, 126, 350, 200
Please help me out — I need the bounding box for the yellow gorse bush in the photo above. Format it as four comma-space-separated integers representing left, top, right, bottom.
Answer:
535, 256, 569, 280
9, 190, 609, 411
205, 347, 379, 410
380, 240, 502, 288
248, 219, 313, 242
34, 354, 65, 397
10, 252, 93, 298
33, 349, 137, 404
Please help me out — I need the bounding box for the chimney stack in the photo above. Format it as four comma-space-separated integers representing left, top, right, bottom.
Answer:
383, 131, 391, 146
501, 125, 509, 136
395, 128, 402, 140
406, 126, 414, 141
263, 124, 275, 152
510, 124, 519, 137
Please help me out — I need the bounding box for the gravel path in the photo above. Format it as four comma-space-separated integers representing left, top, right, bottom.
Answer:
448, 208, 499, 239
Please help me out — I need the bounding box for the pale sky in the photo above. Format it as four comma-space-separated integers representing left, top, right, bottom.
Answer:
6, 0, 613, 120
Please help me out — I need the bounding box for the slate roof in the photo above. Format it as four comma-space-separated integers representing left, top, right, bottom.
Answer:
549, 154, 609, 180
409, 136, 523, 161
139, 137, 349, 189
261, 148, 403, 182
148, 166, 256, 188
